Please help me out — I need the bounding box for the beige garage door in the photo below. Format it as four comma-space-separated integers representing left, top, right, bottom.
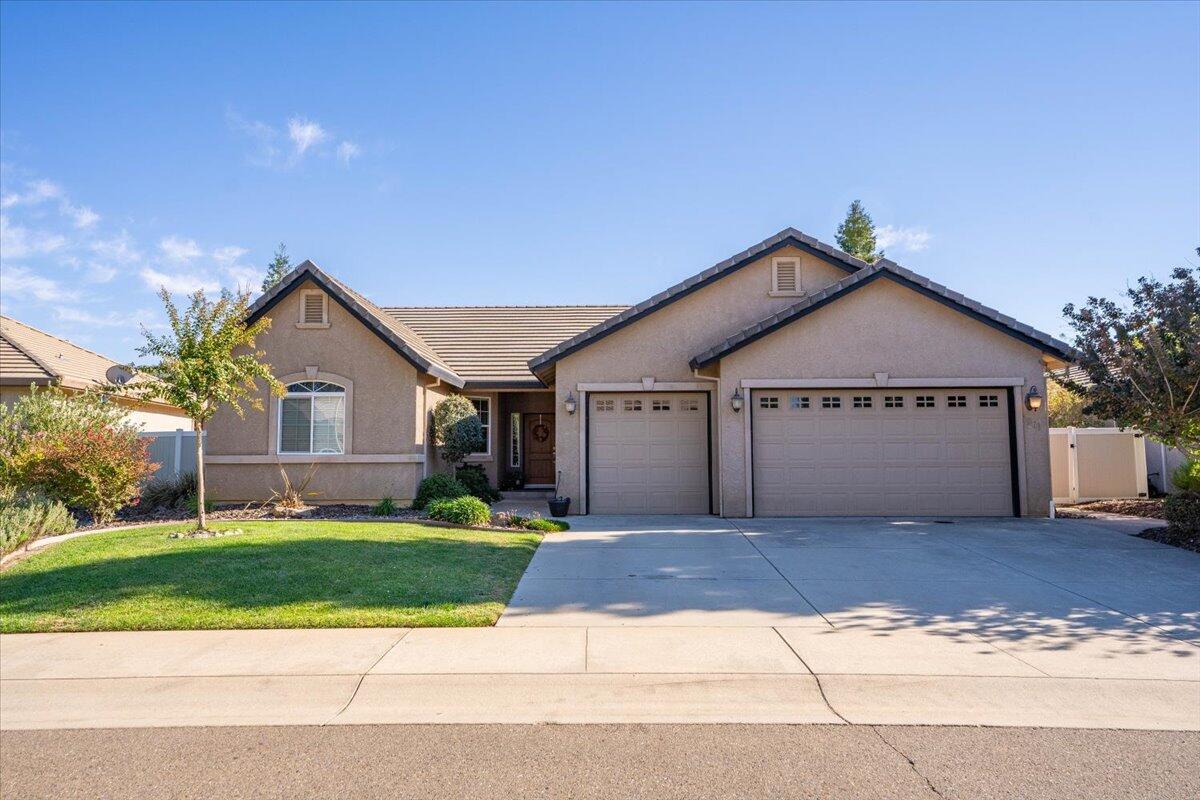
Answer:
589, 393, 709, 514
752, 389, 1014, 516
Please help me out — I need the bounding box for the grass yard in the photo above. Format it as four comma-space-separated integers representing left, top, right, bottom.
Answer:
0, 521, 542, 632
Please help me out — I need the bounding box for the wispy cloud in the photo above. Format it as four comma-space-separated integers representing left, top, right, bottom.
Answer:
0, 215, 67, 259
90, 231, 142, 264
54, 306, 130, 327
1, 179, 62, 209
288, 117, 328, 156
139, 266, 221, 295
159, 235, 203, 262
877, 225, 932, 253
62, 202, 99, 229
336, 141, 361, 165
1, 264, 79, 302
228, 109, 358, 169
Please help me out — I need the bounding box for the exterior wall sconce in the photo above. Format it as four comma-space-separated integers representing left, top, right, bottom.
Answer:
564, 390, 578, 415
1025, 385, 1043, 411
731, 388, 744, 413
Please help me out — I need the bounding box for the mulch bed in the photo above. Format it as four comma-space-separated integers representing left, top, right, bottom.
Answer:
1055, 498, 1166, 519
72, 503, 422, 532
1136, 525, 1200, 554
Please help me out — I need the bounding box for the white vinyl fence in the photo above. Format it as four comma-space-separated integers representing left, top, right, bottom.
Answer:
1049, 427, 1148, 504
140, 429, 202, 484
1146, 439, 1190, 495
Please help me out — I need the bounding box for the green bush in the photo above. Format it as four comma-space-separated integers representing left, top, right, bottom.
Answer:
432, 395, 484, 467
184, 494, 214, 515
455, 464, 501, 503
142, 471, 197, 510
426, 495, 492, 527
1171, 460, 1200, 493
0, 485, 76, 556
1163, 492, 1200, 533
412, 473, 470, 510
372, 496, 397, 516
522, 517, 570, 532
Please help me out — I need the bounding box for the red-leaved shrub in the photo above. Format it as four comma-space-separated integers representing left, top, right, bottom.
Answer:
23, 426, 157, 523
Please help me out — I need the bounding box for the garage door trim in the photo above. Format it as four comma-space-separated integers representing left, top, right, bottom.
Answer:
586, 390, 714, 515
748, 385, 1021, 518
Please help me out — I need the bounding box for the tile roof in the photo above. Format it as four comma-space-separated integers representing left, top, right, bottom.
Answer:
246, 261, 466, 387
386, 306, 628, 386
527, 227, 871, 382
689, 259, 1079, 368
0, 316, 132, 389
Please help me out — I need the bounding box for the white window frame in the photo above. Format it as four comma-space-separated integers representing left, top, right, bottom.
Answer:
769, 256, 803, 297
277, 381, 346, 455
296, 289, 330, 329
468, 396, 491, 457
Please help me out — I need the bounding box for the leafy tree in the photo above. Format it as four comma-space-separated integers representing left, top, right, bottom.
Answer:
135, 288, 283, 530
261, 243, 292, 293
835, 200, 882, 263
432, 395, 484, 468
1060, 262, 1199, 454
1046, 378, 1108, 428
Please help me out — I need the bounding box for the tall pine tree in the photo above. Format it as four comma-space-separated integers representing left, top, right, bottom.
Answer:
261, 243, 292, 292
835, 200, 882, 263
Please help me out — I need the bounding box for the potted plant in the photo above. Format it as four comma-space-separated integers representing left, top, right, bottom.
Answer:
548, 471, 570, 517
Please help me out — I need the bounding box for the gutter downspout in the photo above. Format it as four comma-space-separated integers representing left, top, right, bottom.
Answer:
694, 369, 723, 517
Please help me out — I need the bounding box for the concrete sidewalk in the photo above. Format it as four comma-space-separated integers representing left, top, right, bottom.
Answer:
3, 627, 1197, 730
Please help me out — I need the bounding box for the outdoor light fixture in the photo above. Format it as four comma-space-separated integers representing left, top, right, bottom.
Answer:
731, 388, 744, 413
1025, 385, 1043, 411
564, 391, 577, 415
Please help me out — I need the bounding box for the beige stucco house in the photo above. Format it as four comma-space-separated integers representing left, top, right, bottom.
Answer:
0, 316, 188, 431
206, 228, 1075, 517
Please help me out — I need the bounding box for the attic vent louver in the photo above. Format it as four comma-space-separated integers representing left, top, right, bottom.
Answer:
771, 257, 800, 295
303, 292, 326, 325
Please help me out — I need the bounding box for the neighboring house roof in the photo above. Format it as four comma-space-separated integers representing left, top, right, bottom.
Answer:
246, 260, 467, 387
527, 227, 871, 383
0, 316, 142, 390
689, 259, 1079, 369
387, 306, 628, 388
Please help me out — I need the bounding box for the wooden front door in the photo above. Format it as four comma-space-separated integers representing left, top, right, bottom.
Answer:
523, 413, 555, 486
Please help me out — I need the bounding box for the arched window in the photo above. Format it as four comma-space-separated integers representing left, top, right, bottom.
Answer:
279, 381, 346, 454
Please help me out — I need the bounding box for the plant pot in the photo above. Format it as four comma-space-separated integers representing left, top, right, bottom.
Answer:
548, 497, 570, 517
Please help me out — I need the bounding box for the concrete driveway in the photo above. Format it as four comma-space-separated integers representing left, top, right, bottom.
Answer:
499, 515, 1200, 644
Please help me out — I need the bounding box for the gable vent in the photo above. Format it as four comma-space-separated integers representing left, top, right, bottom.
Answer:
303, 293, 326, 324
772, 258, 800, 295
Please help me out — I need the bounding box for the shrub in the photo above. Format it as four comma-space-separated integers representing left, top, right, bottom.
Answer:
426, 495, 492, 527
1164, 492, 1200, 533
522, 517, 570, 533
432, 396, 484, 467
1171, 460, 1200, 493
498, 469, 524, 491
0, 485, 75, 556
22, 425, 157, 524
184, 493, 215, 515
372, 496, 397, 516
455, 464, 501, 503
413, 473, 469, 510
141, 471, 198, 510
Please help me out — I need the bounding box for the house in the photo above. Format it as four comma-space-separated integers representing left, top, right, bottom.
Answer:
205, 228, 1075, 517
0, 315, 189, 431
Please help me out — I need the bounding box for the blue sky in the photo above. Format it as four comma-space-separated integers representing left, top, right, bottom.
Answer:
2, 1, 1197, 363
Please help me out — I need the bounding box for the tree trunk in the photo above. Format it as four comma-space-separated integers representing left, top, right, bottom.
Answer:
194, 420, 206, 531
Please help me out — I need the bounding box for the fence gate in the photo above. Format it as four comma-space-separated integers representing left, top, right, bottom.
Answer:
1049, 426, 1148, 504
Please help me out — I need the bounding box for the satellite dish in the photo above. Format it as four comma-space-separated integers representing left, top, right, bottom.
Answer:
105, 365, 135, 386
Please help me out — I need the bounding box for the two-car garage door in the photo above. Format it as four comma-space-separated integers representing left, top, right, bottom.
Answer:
752, 388, 1015, 517
589, 393, 709, 514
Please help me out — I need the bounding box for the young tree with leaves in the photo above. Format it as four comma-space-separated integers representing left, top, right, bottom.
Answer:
136, 288, 284, 530
432, 395, 484, 468
836, 200, 882, 263
1060, 262, 1199, 455
261, 243, 292, 293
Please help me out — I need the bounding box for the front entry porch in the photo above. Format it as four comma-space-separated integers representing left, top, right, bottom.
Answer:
497, 391, 557, 491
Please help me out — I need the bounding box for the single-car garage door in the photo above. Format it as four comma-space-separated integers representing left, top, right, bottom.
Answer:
589, 392, 709, 514
752, 388, 1015, 517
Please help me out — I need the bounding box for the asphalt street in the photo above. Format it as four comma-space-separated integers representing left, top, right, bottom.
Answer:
2, 723, 1196, 800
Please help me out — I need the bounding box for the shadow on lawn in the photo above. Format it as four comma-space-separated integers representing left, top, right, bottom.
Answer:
0, 535, 538, 616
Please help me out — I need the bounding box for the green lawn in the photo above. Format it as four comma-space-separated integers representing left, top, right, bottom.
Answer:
0, 521, 542, 632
